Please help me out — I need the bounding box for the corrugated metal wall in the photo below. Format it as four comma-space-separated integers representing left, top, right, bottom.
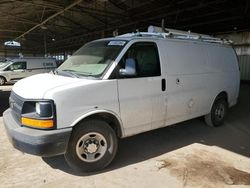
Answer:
217, 32, 250, 81
238, 55, 250, 81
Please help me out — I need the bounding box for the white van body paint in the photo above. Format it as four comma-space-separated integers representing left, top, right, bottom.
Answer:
10, 36, 240, 138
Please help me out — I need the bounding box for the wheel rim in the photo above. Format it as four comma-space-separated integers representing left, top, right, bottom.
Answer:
76, 132, 107, 163
215, 103, 225, 121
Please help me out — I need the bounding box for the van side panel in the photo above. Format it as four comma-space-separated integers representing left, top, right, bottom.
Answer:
205, 45, 240, 107
162, 40, 239, 126
162, 40, 211, 122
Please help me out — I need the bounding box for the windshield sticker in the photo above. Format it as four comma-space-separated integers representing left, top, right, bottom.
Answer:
108, 41, 126, 46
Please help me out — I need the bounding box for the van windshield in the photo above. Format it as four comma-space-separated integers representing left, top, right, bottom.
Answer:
57, 40, 126, 78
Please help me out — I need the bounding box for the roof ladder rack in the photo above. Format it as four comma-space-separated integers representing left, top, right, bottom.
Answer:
147, 24, 232, 44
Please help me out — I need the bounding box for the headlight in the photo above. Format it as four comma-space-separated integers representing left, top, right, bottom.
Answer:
35, 102, 41, 115
35, 102, 53, 117
21, 100, 56, 129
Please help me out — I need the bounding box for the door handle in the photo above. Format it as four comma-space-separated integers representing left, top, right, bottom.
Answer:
176, 78, 180, 85
161, 79, 166, 91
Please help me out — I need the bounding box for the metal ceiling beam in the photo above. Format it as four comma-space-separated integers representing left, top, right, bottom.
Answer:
10, 0, 62, 10
0, 18, 37, 25
12, 0, 126, 18
74, 5, 110, 26
46, 0, 236, 47
76, 4, 127, 18
0, 29, 41, 34
133, 0, 226, 19
0, 12, 39, 25
15, 0, 83, 41
108, 0, 129, 11
48, 24, 74, 30
164, 6, 243, 26
105, 0, 228, 30
50, 13, 249, 48
178, 15, 250, 29
0, 35, 18, 39
58, 15, 90, 31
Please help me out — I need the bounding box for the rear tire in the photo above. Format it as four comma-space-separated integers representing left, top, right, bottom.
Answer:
205, 97, 228, 127
0, 76, 6, 86
65, 119, 118, 172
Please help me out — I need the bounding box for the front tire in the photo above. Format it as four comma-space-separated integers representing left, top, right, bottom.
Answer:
65, 119, 118, 172
205, 97, 228, 127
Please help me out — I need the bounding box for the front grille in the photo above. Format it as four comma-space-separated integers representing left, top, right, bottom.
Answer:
9, 91, 24, 122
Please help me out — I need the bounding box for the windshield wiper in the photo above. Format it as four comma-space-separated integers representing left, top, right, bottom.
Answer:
58, 69, 80, 78
77, 72, 94, 77
56, 69, 98, 79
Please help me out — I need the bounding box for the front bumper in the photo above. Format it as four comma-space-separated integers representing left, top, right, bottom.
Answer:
3, 108, 72, 157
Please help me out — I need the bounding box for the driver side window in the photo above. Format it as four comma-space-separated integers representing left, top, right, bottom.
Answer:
113, 42, 161, 79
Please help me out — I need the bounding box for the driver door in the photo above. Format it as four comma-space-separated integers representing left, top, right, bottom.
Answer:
116, 42, 166, 136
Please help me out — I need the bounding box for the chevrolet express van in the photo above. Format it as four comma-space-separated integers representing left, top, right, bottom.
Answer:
0, 57, 56, 85
3, 26, 240, 172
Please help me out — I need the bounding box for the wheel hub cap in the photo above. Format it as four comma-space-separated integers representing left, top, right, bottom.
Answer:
85, 140, 99, 153
76, 132, 107, 163
215, 104, 225, 120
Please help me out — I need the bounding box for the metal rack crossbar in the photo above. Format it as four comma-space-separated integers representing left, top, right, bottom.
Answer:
117, 32, 166, 38
147, 25, 232, 44
116, 25, 232, 45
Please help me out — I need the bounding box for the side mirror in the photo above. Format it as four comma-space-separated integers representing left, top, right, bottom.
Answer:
119, 58, 137, 77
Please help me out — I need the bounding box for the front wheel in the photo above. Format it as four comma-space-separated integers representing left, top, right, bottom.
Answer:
65, 119, 118, 172
205, 97, 228, 127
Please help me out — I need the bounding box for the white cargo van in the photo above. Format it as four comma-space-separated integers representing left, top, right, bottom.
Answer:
3, 26, 240, 172
0, 57, 56, 85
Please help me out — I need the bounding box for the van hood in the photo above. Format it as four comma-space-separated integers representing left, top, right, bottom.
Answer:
12, 73, 96, 99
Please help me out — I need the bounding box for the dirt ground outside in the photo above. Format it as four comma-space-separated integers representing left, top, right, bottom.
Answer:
0, 84, 250, 188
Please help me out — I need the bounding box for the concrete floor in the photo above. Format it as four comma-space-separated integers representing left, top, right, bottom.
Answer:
0, 84, 250, 188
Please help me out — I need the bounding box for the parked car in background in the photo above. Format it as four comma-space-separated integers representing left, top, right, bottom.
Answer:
0, 57, 56, 85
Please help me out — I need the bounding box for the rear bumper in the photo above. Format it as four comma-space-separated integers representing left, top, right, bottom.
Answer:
3, 108, 72, 157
